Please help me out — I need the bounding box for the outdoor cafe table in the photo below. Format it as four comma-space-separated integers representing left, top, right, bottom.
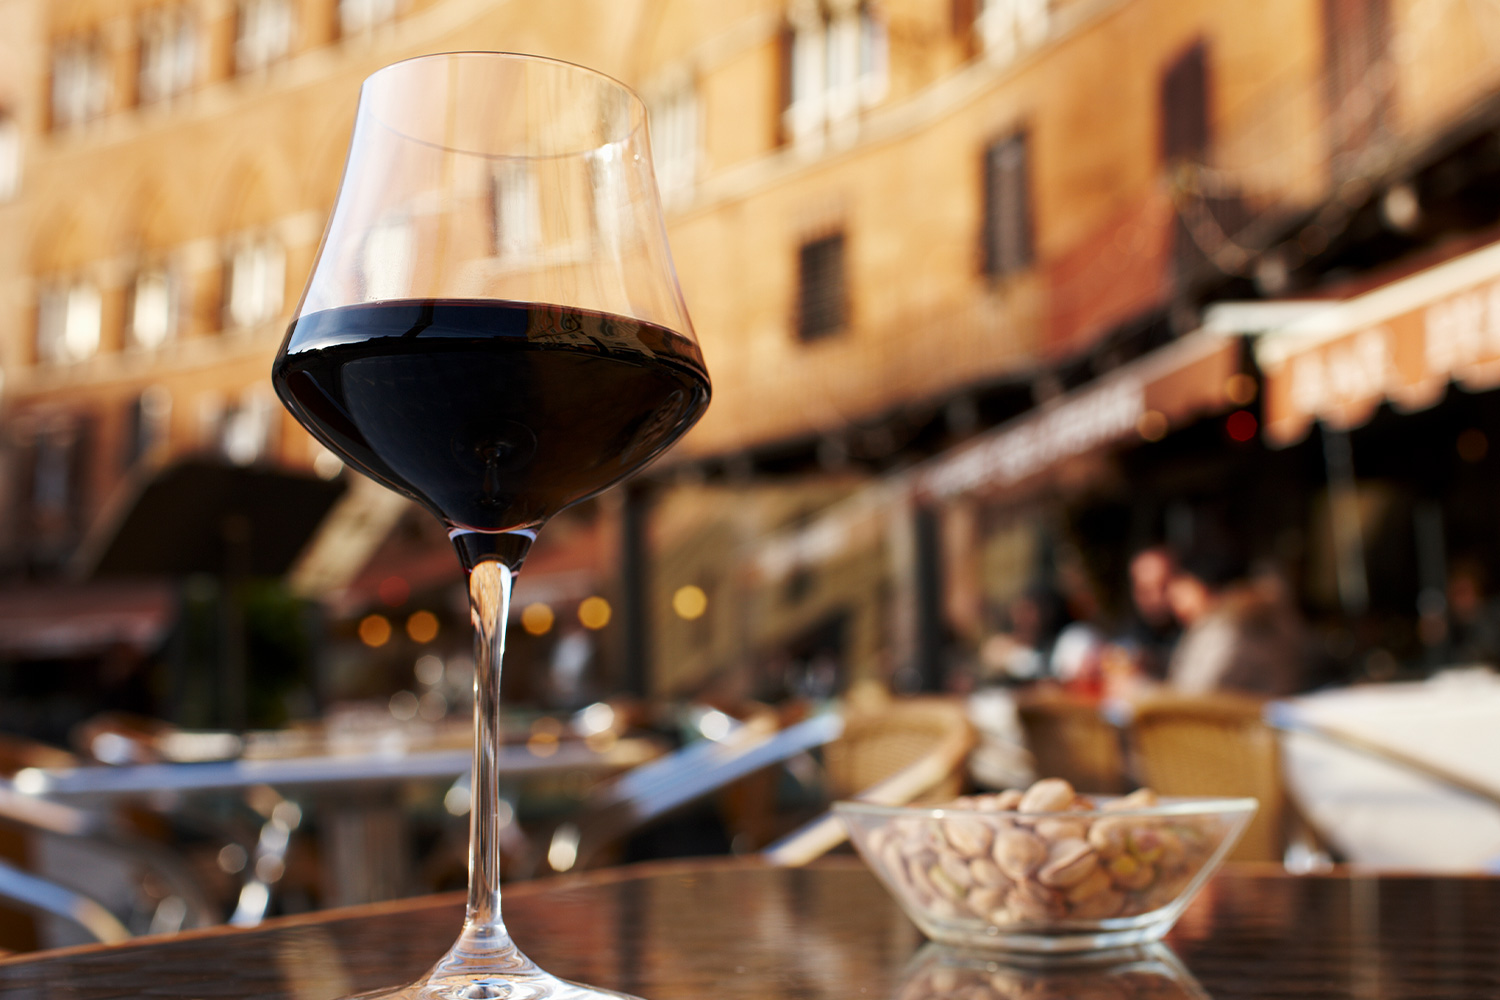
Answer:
0, 858, 1496, 999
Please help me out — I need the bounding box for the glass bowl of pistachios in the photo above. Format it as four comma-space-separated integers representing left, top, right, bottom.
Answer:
836, 779, 1256, 953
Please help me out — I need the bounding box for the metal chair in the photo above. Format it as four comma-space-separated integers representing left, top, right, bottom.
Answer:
539, 709, 847, 875
0, 732, 221, 946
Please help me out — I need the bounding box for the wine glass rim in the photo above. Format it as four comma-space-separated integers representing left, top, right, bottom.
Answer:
361, 50, 648, 160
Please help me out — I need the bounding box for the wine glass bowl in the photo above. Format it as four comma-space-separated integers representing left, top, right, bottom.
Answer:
272, 53, 707, 1000
277, 53, 707, 546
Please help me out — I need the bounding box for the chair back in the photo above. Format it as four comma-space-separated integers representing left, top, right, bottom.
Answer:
1014, 690, 1128, 794
762, 696, 976, 867
1127, 692, 1285, 862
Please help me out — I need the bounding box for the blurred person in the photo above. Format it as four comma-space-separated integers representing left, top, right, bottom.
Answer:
1049, 618, 1107, 695
978, 585, 1068, 684
1166, 551, 1306, 697
1048, 558, 1109, 695
1123, 545, 1182, 681
1442, 558, 1500, 667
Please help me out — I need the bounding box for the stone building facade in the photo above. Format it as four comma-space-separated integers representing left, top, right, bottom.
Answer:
4, 0, 1500, 691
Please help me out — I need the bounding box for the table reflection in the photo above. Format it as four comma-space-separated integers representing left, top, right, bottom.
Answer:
895, 943, 1210, 1000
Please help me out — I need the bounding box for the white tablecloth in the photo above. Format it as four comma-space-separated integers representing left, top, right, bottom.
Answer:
1276, 669, 1500, 871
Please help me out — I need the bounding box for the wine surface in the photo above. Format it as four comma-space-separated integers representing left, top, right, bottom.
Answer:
273, 299, 710, 532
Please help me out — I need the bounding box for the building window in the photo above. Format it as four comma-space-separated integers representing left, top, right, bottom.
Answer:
982, 131, 1033, 278
783, 1, 888, 152
492, 162, 541, 262
139, 7, 197, 104
129, 269, 176, 349
224, 237, 285, 329
51, 38, 109, 129
37, 281, 103, 365
1324, 0, 1391, 171
0, 113, 19, 201
338, 0, 398, 36
1161, 41, 1210, 163
235, 0, 294, 74
220, 389, 275, 465
31, 422, 79, 525
649, 74, 699, 210
797, 232, 847, 341
361, 217, 413, 300
976, 0, 1050, 65
124, 385, 173, 469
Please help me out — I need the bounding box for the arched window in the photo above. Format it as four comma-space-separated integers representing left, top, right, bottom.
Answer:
37, 280, 103, 365
129, 268, 177, 349
224, 236, 285, 330
782, 1, 888, 152
51, 37, 109, 129
235, 0, 294, 74
0, 112, 20, 201
648, 72, 699, 210
338, 0, 398, 37
139, 7, 198, 105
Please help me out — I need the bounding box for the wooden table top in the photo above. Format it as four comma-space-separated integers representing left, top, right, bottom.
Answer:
1, 858, 1497, 999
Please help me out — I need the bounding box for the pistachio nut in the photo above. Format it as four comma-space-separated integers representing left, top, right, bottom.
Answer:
993, 828, 1048, 881
1036, 838, 1099, 889
942, 815, 995, 859
1018, 778, 1078, 813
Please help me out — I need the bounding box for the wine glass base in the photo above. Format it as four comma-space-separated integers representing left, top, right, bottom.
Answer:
346, 969, 642, 1000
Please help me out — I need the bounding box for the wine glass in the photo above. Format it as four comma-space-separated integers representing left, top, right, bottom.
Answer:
271, 52, 709, 1000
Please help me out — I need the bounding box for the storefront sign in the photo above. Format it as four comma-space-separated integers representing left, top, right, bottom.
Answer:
917, 331, 1241, 501
750, 333, 1242, 578
1258, 239, 1500, 444
921, 379, 1144, 500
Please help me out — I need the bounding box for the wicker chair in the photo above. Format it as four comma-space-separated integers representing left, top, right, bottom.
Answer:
1013, 689, 1129, 795
1125, 692, 1288, 863
762, 696, 976, 867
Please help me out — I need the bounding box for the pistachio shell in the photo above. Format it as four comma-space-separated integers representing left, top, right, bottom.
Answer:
1037, 838, 1099, 889
1019, 778, 1078, 813
993, 828, 1048, 880
968, 857, 1007, 889
942, 815, 994, 858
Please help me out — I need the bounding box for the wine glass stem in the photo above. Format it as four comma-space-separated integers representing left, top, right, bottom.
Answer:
458, 558, 525, 962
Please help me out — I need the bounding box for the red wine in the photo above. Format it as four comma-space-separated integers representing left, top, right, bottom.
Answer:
272, 299, 710, 533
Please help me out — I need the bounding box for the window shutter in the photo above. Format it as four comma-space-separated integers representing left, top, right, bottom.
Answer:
1161, 41, 1210, 163
982, 132, 1032, 278
1323, 0, 1390, 168
798, 232, 847, 341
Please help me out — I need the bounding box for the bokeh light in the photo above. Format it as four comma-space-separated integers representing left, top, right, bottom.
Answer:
521, 603, 555, 636
1136, 410, 1168, 442
672, 584, 708, 620
578, 596, 612, 630
1226, 410, 1258, 442
359, 614, 392, 647
406, 609, 439, 643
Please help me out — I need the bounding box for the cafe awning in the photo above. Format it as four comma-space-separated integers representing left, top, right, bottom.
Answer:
0, 581, 176, 658
752, 330, 1248, 579
914, 330, 1246, 502
1245, 238, 1500, 446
